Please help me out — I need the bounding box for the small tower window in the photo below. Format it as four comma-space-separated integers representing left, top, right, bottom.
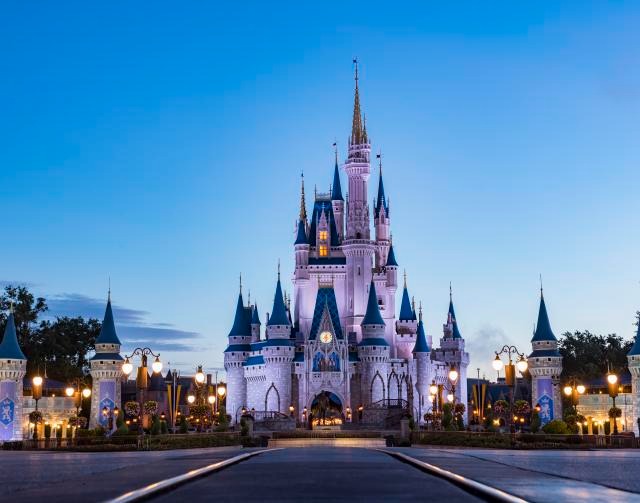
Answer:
319, 245, 328, 257
319, 231, 328, 241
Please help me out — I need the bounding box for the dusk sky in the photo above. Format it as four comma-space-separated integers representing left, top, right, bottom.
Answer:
1, 2, 639, 378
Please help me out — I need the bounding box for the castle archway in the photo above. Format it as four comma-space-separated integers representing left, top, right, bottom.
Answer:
265, 383, 281, 413
309, 390, 343, 427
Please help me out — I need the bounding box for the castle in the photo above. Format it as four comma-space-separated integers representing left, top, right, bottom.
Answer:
224, 65, 469, 426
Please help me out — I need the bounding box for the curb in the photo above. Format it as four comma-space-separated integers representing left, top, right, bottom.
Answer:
106, 448, 278, 503
378, 449, 528, 503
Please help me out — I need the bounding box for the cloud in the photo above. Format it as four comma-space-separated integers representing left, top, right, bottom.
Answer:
0, 280, 37, 289
465, 324, 514, 379
45, 292, 201, 353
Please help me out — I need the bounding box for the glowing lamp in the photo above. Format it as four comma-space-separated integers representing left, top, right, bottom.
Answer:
152, 356, 163, 374
516, 356, 528, 373
122, 358, 133, 376
32, 376, 43, 387
492, 355, 503, 372
82, 388, 91, 398
65, 387, 75, 397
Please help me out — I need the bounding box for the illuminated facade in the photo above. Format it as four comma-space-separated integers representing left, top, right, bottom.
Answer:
224, 65, 469, 426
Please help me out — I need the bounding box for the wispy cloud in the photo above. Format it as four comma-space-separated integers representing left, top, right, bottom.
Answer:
466, 325, 514, 379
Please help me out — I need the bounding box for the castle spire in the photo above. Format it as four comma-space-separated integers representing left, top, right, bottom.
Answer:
531, 289, 557, 342
350, 58, 365, 145
374, 153, 388, 218
268, 265, 290, 327
413, 301, 430, 353
447, 286, 462, 339
331, 148, 344, 201
362, 280, 385, 326
399, 273, 413, 321
299, 172, 307, 221
0, 307, 26, 360
96, 291, 122, 345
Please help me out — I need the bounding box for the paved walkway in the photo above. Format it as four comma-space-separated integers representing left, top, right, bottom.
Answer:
394, 447, 640, 502
152, 447, 481, 502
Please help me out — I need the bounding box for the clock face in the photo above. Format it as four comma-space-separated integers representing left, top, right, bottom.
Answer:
319, 331, 333, 344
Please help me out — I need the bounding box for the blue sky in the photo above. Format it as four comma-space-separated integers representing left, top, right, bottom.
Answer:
1, 2, 639, 378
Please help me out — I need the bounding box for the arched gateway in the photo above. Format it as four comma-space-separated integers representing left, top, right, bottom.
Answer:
309, 391, 343, 427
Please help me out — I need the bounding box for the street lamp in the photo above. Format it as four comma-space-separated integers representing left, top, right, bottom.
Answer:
563, 378, 586, 415
195, 365, 205, 384
122, 347, 162, 428
607, 369, 619, 435
492, 345, 528, 432
32, 374, 43, 412
187, 394, 196, 404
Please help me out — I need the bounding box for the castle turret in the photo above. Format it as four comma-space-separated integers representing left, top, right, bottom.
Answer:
432, 286, 469, 422
374, 157, 391, 269
358, 281, 390, 404
263, 267, 294, 414
527, 288, 563, 426
395, 272, 417, 360
627, 314, 640, 435
331, 150, 345, 240
344, 61, 375, 339
89, 292, 124, 430
0, 308, 27, 441
413, 304, 431, 424
251, 304, 261, 342
224, 279, 252, 424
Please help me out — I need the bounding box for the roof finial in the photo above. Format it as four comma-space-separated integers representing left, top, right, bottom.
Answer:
333, 141, 338, 163
449, 281, 452, 301
419, 301, 423, 321
377, 151, 382, 175
9, 299, 14, 314
247, 289, 251, 307
299, 172, 307, 221
539, 273, 543, 297
108, 276, 111, 302
351, 58, 364, 145
277, 260, 281, 280
239, 273, 242, 295
403, 269, 407, 289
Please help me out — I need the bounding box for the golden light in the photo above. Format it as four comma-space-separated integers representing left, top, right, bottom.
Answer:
447, 393, 454, 403
492, 355, 503, 372
82, 388, 91, 398
217, 385, 226, 397
32, 375, 43, 387
607, 373, 618, 385
195, 365, 205, 384
516, 355, 528, 373
207, 395, 216, 405
577, 385, 586, 394
448, 367, 459, 384
122, 358, 133, 376
65, 387, 75, 397
187, 395, 196, 404
428, 394, 435, 403
429, 382, 438, 396
152, 356, 163, 374
563, 386, 573, 396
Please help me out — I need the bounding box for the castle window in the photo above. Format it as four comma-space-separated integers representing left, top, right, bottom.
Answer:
319, 245, 328, 257
319, 231, 328, 241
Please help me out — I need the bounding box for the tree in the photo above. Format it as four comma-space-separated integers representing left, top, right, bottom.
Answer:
559, 330, 633, 382
0, 285, 47, 352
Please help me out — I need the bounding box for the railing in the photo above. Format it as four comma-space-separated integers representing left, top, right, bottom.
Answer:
251, 410, 291, 421
367, 399, 409, 410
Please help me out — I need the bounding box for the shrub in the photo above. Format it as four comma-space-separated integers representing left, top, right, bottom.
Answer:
125, 401, 140, 417
608, 407, 622, 419
160, 420, 168, 434
44, 424, 52, 439
143, 401, 158, 416
29, 410, 43, 424
216, 405, 229, 432
493, 400, 508, 417
442, 403, 453, 430
179, 415, 189, 434
514, 400, 530, 416
150, 416, 161, 435
530, 410, 541, 433
542, 420, 570, 435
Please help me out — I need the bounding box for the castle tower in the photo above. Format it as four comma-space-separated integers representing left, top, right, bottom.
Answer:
343, 61, 375, 339
263, 268, 295, 414
357, 281, 390, 404
293, 175, 311, 334
89, 292, 124, 430
374, 157, 390, 269
413, 304, 431, 425
0, 308, 27, 441
395, 272, 417, 360
331, 150, 345, 240
527, 289, 563, 426
224, 279, 252, 424
626, 314, 640, 435
432, 287, 469, 423
251, 304, 261, 343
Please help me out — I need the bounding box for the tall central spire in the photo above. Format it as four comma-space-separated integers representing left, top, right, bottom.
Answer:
299, 172, 307, 221
351, 58, 366, 145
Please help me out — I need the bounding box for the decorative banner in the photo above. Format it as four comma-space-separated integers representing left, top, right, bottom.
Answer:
0, 381, 17, 441
536, 378, 554, 426
98, 380, 116, 427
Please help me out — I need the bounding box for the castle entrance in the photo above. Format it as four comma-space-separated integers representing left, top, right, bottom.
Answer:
310, 391, 343, 428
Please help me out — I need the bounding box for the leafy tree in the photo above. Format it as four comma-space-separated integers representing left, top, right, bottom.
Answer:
0, 285, 47, 352
530, 410, 541, 433
559, 330, 634, 381
542, 419, 571, 434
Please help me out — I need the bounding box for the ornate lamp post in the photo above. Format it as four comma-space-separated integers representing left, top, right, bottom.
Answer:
492, 345, 528, 431
607, 369, 619, 435
122, 347, 162, 428
563, 378, 586, 416
32, 374, 43, 412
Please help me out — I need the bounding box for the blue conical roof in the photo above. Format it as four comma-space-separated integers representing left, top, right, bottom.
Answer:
386, 245, 398, 267
413, 314, 430, 353
294, 219, 308, 245
332, 160, 343, 201
448, 299, 462, 339
0, 312, 26, 360
399, 285, 413, 321
362, 281, 385, 326
268, 275, 290, 326
628, 318, 640, 356
374, 170, 388, 218
96, 297, 122, 345
531, 294, 557, 342
251, 304, 261, 325
228, 292, 250, 336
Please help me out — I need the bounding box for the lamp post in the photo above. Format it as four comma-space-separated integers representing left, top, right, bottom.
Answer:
563, 378, 586, 416
122, 347, 162, 428
607, 370, 619, 435
65, 378, 92, 433
492, 345, 528, 432
32, 374, 43, 412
